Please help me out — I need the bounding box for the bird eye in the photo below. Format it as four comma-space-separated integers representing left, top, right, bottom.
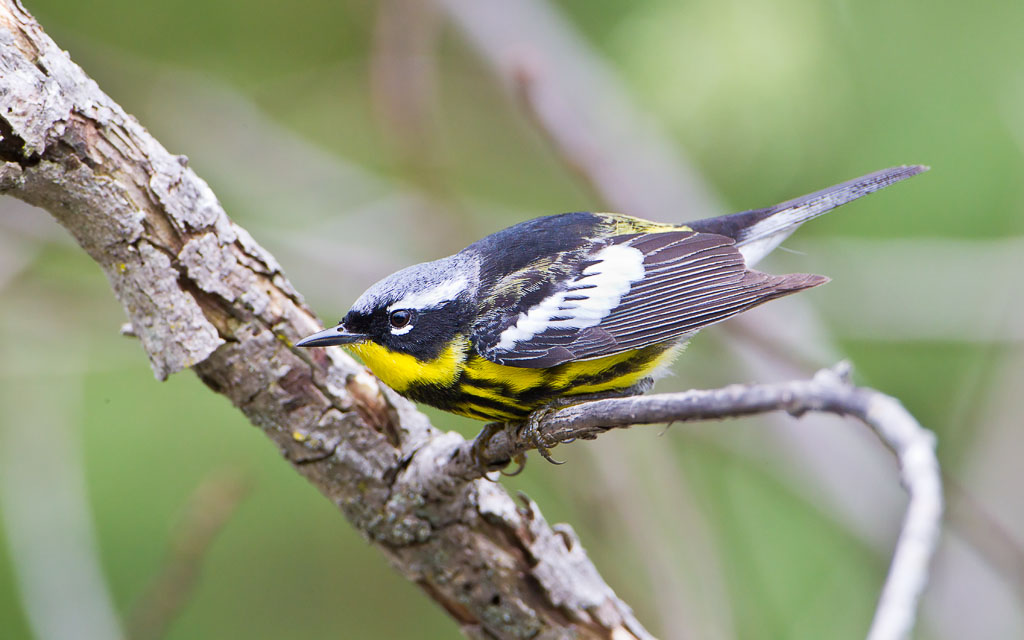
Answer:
389, 309, 413, 329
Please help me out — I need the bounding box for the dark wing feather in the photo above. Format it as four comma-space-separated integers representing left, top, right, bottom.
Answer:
476, 230, 827, 367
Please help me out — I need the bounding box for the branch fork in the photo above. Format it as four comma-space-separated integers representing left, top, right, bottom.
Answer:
0, 2, 942, 638
442, 362, 943, 640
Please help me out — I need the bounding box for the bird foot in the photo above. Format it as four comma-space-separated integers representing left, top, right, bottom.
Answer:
469, 422, 528, 475
520, 377, 655, 465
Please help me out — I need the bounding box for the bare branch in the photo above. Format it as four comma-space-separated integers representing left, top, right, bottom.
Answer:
0, 3, 943, 639
0, 3, 653, 638
459, 363, 943, 640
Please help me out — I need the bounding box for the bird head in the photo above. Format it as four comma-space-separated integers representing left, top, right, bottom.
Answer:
296, 254, 478, 362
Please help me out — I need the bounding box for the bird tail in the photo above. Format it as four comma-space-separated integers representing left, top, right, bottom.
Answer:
688, 165, 928, 266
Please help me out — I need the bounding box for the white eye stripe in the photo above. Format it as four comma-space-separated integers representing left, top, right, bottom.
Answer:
496, 244, 644, 350
388, 276, 468, 312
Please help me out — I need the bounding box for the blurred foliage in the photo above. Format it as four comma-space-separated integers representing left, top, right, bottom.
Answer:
1, 0, 1022, 639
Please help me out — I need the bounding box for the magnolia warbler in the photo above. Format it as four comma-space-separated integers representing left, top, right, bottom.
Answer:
298, 166, 925, 425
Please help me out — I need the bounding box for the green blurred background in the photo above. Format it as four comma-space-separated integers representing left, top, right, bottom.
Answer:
1, 0, 1022, 638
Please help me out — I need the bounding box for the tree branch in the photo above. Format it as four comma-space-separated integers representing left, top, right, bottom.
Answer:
459, 362, 943, 639
0, 3, 652, 638
0, 2, 943, 639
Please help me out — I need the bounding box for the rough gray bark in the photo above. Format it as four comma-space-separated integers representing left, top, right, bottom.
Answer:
0, 2, 942, 639
0, 2, 652, 638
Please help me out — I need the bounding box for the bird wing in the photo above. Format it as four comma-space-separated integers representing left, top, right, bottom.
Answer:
474, 230, 826, 368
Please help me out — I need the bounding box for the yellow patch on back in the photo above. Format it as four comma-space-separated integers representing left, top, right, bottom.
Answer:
349, 336, 469, 393
599, 213, 687, 235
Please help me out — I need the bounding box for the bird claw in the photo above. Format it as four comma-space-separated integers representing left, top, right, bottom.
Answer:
470, 422, 512, 472
520, 377, 654, 465
522, 406, 566, 465
468, 422, 539, 475
472, 377, 655, 471
501, 453, 528, 476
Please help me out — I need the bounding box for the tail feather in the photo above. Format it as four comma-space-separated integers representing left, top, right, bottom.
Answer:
689, 165, 928, 266
772, 271, 831, 293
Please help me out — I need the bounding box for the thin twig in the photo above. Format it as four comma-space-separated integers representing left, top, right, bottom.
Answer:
454, 363, 942, 640
0, 2, 946, 638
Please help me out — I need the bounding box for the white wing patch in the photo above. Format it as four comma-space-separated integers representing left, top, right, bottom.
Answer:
389, 275, 468, 312
496, 244, 645, 350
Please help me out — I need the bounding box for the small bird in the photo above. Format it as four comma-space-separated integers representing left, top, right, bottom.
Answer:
298, 166, 925, 428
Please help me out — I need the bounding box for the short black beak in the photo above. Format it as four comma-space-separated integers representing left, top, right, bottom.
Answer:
295, 324, 368, 348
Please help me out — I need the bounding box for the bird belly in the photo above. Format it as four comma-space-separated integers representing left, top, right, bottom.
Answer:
441, 342, 684, 422
351, 336, 683, 423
